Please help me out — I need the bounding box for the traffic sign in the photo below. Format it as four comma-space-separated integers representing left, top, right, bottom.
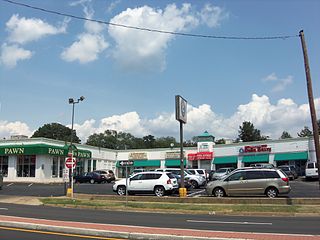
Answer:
119, 160, 134, 166
65, 157, 76, 169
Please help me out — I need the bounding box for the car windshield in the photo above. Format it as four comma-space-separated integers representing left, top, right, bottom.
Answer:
185, 170, 193, 175
216, 168, 227, 173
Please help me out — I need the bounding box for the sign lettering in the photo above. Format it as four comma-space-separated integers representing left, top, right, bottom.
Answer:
4, 147, 24, 155
129, 152, 147, 160
48, 148, 65, 156
239, 145, 271, 153
188, 152, 213, 161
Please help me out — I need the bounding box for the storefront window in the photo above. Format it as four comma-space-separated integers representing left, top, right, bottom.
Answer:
52, 157, 58, 178
59, 158, 64, 178
17, 155, 36, 177
52, 157, 65, 178
0, 156, 8, 177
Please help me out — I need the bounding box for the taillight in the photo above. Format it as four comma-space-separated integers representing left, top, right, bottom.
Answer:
281, 177, 289, 182
167, 179, 172, 184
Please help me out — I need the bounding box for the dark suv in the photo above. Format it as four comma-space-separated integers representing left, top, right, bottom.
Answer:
206, 168, 291, 198
0, 172, 3, 190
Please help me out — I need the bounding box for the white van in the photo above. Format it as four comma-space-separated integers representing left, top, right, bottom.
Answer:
305, 162, 319, 180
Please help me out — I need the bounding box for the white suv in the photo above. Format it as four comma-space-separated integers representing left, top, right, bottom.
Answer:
188, 169, 208, 180
305, 162, 319, 180
155, 168, 206, 189
113, 172, 178, 197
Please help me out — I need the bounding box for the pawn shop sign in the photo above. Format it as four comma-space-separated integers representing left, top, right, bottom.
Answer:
65, 157, 77, 169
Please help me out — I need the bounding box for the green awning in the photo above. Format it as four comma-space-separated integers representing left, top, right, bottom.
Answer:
134, 160, 160, 167
242, 154, 269, 163
213, 156, 238, 164
274, 152, 308, 161
116, 160, 161, 167
0, 144, 91, 158
165, 159, 186, 167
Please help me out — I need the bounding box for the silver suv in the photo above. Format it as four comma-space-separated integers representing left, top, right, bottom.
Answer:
113, 171, 178, 197
206, 168, 291, 198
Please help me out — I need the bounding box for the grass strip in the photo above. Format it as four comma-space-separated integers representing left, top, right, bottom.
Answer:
40, 198, 320, 215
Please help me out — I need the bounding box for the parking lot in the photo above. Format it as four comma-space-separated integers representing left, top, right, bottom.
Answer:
0, 178, 319, 198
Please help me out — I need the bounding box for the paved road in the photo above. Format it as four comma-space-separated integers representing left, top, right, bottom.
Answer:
1, 178, 320, 198
0, 203, 319, 235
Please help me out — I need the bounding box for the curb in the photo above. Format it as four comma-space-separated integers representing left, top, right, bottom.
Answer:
0, 221, 241, 240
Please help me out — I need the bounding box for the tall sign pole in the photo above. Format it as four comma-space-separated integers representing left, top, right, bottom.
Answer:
299, 30, 320, 188
175, 95, 187, 197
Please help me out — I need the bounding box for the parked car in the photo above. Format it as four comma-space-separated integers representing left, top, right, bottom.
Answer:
208, 170, 216, 181
277, 165, 298, 180
172, 173, 191, 189
250, 163, 275, 169
113, 171, 178, 197
305, 162, 319, 180
206, 168, 291, 198
155, 168, 206, 189
0, 172, 3, 190
74, 172, 107, 184
93, 169, 115, 183
188, 169, 208, 180
211, 167, 235, 180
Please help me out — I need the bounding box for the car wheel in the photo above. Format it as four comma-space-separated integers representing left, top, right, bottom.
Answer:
117, 186, 126, 196
90, 179, 95, 184
265, 187, 278, 198
154, 186, 165, 197
190, 180, 198, 189
213, 187, 225, 197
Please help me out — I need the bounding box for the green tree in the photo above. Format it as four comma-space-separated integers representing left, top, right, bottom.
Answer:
142, 135, 156, 148
280, 131, 292, 139
154, 137, 178, 148
297, 126, 312, 137
238, 121, 267, 142
31, 123, 81, 143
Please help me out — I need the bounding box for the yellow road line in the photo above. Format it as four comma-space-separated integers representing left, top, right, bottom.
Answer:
0, 226, 125, 240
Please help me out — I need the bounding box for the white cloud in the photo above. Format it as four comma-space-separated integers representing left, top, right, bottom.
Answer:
6, 14, 68, 44
107, 0, 121, 14
0, 121, 33, 139
0, 43, 33, 68
199, 3, 229, 28
61, 33, 108, 63
262, 73, 293, 92
2, 94, 316, 143
108, 4, 199, 71
61, 1, 108, 63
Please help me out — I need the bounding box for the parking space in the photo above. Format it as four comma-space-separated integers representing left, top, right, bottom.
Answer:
0, 178, 319, 198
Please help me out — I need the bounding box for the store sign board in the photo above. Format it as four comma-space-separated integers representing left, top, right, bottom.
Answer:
239, 145, 271, 153
188, 152, 213, 161
165, 151, 185, 159
175, 95, 187, 124
129, 152, 147, 160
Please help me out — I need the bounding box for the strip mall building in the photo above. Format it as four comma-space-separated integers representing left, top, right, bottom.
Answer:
0, 132, 317, 182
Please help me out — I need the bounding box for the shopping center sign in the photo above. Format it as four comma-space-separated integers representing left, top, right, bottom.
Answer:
188, 152, 213, 161
239, 145, 271, 153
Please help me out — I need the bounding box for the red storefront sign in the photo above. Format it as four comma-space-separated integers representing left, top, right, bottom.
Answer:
188, 152, 213, 161
239, 145, 271, 153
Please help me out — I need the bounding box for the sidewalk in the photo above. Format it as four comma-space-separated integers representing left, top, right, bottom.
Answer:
0, 214, 319, 240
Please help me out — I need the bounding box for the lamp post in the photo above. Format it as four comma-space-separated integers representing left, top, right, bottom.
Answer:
67, 96, 85, 198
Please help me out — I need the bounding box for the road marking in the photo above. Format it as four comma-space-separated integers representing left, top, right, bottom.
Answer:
187, 189, 205, 197
187, 219, 273, 225
0, 208, 8, 211
6, 183, 13, 186
0, 226, 124, 240
28, 183, 33, 187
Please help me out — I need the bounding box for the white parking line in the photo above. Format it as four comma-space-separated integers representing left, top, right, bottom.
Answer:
0, 208, 8, 211
28, 183, 33, 187
6, 183, 13, 186
187, 189, 205, 197
187, 220, 272, 225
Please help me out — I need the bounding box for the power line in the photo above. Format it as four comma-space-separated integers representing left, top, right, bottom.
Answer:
2, 0, 299, 40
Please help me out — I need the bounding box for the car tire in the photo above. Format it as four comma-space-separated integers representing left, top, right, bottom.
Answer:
190, 180, 198, 189
90, 179, 95, 184
265, 187, 278, 198
213, 187, 225, 197
117, 185, 126, 196
154, 186, 165, 197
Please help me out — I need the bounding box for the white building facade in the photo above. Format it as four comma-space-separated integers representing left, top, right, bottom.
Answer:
0, 134, 317, 182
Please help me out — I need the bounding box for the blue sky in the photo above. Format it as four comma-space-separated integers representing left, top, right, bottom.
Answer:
0, 0, 319, 142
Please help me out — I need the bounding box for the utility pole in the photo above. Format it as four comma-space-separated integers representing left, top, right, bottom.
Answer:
299, 30, 320, 189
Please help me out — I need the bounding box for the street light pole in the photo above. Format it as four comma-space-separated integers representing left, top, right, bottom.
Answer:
67, 96, 85, 198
